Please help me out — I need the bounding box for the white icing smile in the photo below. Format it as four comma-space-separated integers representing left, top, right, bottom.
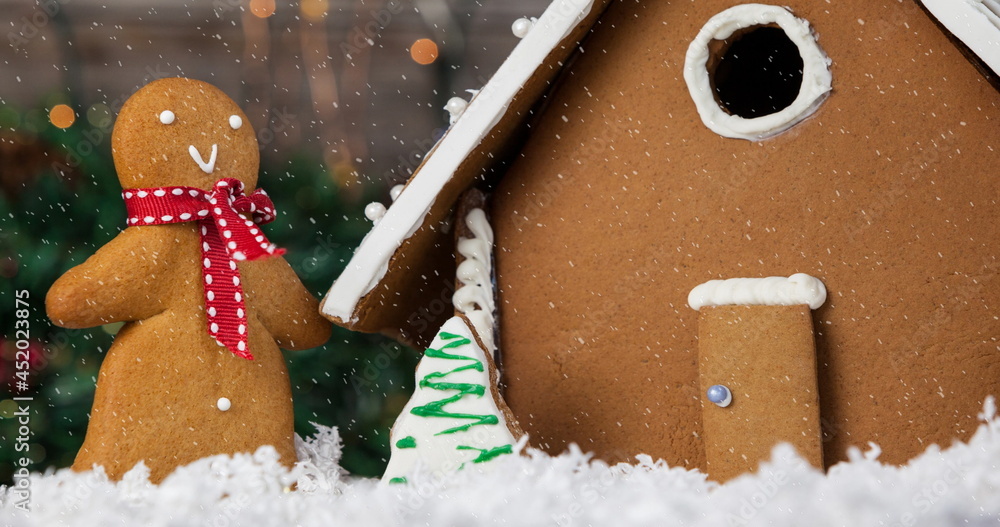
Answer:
189, 144, 218, 174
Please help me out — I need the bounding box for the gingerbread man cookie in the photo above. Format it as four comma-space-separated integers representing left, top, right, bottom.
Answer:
46, 77, 331, 482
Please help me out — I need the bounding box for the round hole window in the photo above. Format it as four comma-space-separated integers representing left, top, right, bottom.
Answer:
683, 5, 832, 141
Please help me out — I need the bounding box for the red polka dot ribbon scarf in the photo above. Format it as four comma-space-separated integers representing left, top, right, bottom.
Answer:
122, 178, 285, 360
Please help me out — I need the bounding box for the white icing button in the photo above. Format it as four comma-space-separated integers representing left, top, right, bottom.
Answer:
365, 202, 387, 223
217, 397, 231, 411
511, 17, 535, 38
229, 115, 242, 130
159, 110, 175, 124
444, 97, 469, 125
389, 184, 405, 202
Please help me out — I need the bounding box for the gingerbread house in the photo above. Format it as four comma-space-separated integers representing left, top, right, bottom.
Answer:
322, 0, 1000, 479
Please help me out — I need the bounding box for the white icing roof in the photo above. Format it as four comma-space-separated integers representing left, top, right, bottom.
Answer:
321, 0, 999, 328
321, 0, 598, 324
921, 0, 1000, 75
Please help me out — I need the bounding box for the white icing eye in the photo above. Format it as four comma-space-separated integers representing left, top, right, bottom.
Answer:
159, 110, 175, 125
229, 115, 242, 130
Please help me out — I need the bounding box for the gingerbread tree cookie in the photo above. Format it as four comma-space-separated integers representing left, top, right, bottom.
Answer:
45, 77, 331, 482
383, 192, 523, 483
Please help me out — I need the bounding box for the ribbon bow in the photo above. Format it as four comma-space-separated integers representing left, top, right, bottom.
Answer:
122, 178, 285, 360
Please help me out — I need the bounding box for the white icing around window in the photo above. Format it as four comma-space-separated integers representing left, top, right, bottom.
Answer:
683, 4, 832, 141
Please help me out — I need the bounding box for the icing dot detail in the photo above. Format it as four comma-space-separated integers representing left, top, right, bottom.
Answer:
511, 17, 535, 38
229, 115, 242, 130
159, 110, 175, 124
707, 385, 733, 408
444, 97, 468, 125
153, 189, 166, 197
217, 397, 231, 411
365, 202, 386, 223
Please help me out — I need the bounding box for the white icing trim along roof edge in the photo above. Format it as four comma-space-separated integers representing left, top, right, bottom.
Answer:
321, 0, 597, 324
921, 0, 1000, 75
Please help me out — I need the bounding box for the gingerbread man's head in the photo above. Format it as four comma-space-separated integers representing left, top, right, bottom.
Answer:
112, 77, 259, 191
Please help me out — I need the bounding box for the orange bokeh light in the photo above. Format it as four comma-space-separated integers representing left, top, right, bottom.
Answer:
250, 0, 275, 18
410, 39, 439, 65
49, 104, 75, 129
300, 0, 329, 21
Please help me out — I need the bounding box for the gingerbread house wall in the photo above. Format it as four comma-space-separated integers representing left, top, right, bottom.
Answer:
491, 0, 1000, 469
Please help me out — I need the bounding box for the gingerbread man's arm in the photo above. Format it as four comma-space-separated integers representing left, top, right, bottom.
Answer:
243, 256, 332, 350
46, 227, 177, 328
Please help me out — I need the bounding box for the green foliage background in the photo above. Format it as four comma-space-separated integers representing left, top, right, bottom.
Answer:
0, 100, 418, 483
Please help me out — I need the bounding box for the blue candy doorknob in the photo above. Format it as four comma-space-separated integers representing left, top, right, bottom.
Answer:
707, 384, 732, 408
